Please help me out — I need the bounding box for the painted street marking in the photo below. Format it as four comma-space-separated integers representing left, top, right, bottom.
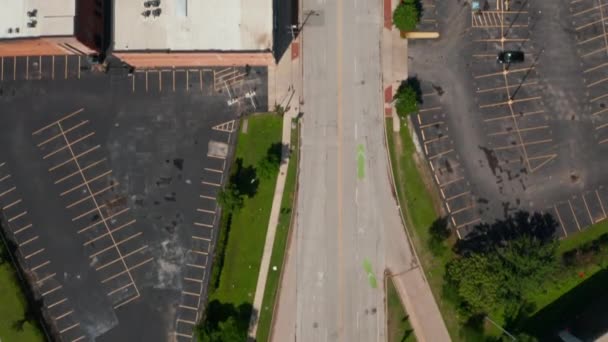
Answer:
48, 298, 67, 309
582, 193, 594, 223
14, 223, 33, 234
44, 132, 95, 159
182, 291, 200, 297
175, 332, 193, 338
61, 170, 112, 196
568, 199, 582, 231
357, 144, 365, 179
187, 262, 206, 269
3, 199, 22, 210
201, 181, 221, 187
192, 236, 211, 242
55, 157, 104, 184
9, 210, 27, 222
0, 174, 10, 182
101, 257, 153, 283
107, 282, 134, 296
192, 250, 209, 256
37, 120, 89, 147
177, 318, 196, 325
487, 125, 549, 136
114, 294, 140, 309
25, 248, 45, 259
49, 145, 100, 171
204, 168, 223, 173
456, 217, 481, 229
200, 195, 216, 200
78, 207, 130, 234
31, 260, 50, 272
446, 191, 471, 202
67, 183, 116, 209
89, 232, 142, 258
72, 335, 86, 342
54, 310, 73, 320
72, 196, 121, 221
19, 235, 38, 246
179, 304, 198, 311
42, 285, 63, 297
197, 208, 216, 214
33, 108, 85, 135
597, 190, 607, 219
0, 186, 16, 198
60, 322, 79, 334
362, 259, 377, 288
96, 245, 147, 271
194, 222, 213, 228
184, 277, 203, 283
84, 219, 137, 246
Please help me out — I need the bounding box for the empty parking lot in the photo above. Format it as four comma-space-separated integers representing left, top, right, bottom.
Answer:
0, 61, 266, 341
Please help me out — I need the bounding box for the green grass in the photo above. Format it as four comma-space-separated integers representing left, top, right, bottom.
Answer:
385, 118, 462, 339
387, 277, 416, 342
558, 220, 608, 254
207, 114, 282, 323
0, 245, 43, 342
255, 119, 300, 342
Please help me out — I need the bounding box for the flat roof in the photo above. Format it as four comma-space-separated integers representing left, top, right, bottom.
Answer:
113, 0, 273, 52
0, 0, 75, 39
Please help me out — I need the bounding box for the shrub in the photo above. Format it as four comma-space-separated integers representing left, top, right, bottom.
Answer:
393, 0, 421, 32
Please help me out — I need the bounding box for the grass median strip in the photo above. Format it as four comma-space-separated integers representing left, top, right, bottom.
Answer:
197, 114, 282, 341
255, 118, 300, 342
387, 276, 416, 342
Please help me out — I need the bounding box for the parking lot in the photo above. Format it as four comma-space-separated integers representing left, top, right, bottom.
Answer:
0, 60, 266, 341
408, 0, 608, 237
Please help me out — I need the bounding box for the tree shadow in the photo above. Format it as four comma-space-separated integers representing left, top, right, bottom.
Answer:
230, 158, 258, 198
197, 300, 254, 340
266, 142, 289, 165
454, 211, 557, 256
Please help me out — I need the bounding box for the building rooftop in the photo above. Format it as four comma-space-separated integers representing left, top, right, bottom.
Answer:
0, 0, 75, 39
113, 0, 273, 52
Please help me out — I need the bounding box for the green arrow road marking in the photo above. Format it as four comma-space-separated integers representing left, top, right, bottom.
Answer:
357, 144, 365, 179
363, 259, 377, 289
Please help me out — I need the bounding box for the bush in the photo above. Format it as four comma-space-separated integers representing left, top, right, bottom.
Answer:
394, 83, 419, 118
393, 0, 421, 32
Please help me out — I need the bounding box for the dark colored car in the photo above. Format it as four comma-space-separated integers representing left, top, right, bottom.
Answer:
497, 51, 524, 64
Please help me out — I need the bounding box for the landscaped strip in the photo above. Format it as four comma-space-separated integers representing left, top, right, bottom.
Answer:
197, 114, 282, 340
384, 118, 462, 339
0, 233, 44, 342
387, 275, 416, 342
255, 118, 300, 342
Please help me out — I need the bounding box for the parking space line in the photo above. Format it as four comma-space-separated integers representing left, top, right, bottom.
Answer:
114, 294, 141, 309
132, 75, 135, 93
0, 174, 10, 182
587, 76, 608, 87
204, 168, 223, 173
72, 196, 121, 221
590, 92, 608, 102
14, 223, 33, 234
187, 262, 207, 269
456, 218, 481, 229
72, 335, 86, 342
51, 56, 55, 80
61, 169, 111, 196
479, 96, 541, 109
176, 332, 193, 339
60, 322, 79, 334
438, 176, 464, 188
477, 81, 538, 94
3, 198, 22, 210
49, 145, 100, 171
200, 195, 216, 200
37, 120, 89, 147
582, 193, 595, 223
201, 181, 221, 187
194, 222, 213, 228
493, 138, 552, 151
553, 205, 568, 236
488, 125, 548, 136
9, 210, 27, 222
196, 208, 216, 214
445, 191, 471, 202
419, 120, 444, 128
145, 71, 149, 92
597, 190, 607, 219
96, 245, 147, 271
173, 70, 176, 92
199, 69, 203, 91
78, 207, 130, 233
575, 18, 604, 31
84, 219, 136, 246
475, 38, 528, 43
13, 57, 16, 81
484, 109, 544, 122
584, 61, 608, 73
596, 122, 608, 130
48, 298, 67, 309
1, 57, 3, 81
54, 310, 73, 320
182, 290, 200, 297
592, 107, 608, 116
56, 157, 104, 184
428, 149, 453, 160
36, 273, 54, 284
180, 304, 198, 311
192, 249, 208, 255
423, 135, 449, 144
42, 285, 62, 297
573, 2, 608, 16
64, 55, 68, 80
207, 154, 226, 160
184, 277, 203, 283
582, 46, 608, 58
44, 132, 95, 159
25, 56, 29, 80
26, 248, 45, 259
158, 71, 162, 92
474, 67, 533, 79
107, 282, 134, 296
192, 236, 211, 242
78, 56, 81, 79
19, 235, 38, 246
177, 318, 197, 325
31, 260, 50, 272
418, 106, 441, 113
33, 108, 85, 135
0, 186, 16, 198
450, 204, 475, 215
67, 184, 115, 209
89, 232, 142, 258
599, 137, 608, 144
568, 200, 582, 231
101, 257, 153, 283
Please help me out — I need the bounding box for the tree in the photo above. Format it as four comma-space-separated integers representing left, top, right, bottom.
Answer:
428, 217, 451, 256
217, 184, 244, 212
446, 253, 506, 316
257, 154, 280, 179
199, 317, 246, 342
394, 83, 419, 118
393, 0, 421, 32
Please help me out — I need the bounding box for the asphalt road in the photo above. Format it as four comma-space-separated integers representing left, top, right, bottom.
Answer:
291, 0, 424, 340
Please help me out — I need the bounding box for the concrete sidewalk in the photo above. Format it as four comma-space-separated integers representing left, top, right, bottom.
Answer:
247, 42, 300, 340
